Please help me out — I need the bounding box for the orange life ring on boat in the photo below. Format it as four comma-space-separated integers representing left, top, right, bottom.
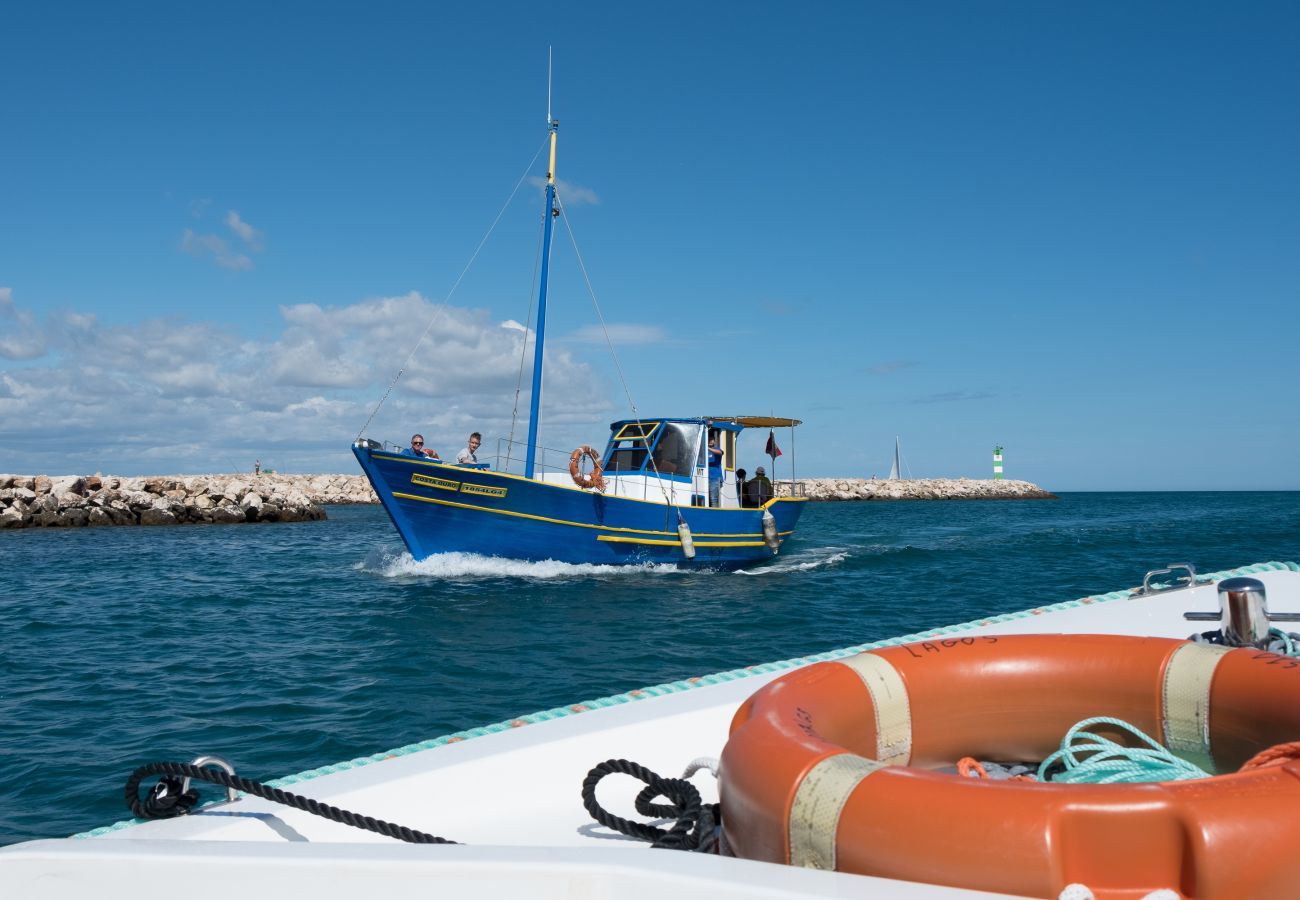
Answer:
720, 634, 1300, 898
568, 445, 605, 491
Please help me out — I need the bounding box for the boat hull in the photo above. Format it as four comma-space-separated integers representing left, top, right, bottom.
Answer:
353, 446, 806, 568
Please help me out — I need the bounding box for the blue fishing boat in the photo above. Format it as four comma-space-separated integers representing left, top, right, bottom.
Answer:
353, 107, 806, 568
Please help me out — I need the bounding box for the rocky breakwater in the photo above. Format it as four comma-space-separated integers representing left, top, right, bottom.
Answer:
0, 473, 374, 529
777, 477, 1056, 501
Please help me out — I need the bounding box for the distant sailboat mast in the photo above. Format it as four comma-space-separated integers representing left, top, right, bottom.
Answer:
887, 436, 902, 480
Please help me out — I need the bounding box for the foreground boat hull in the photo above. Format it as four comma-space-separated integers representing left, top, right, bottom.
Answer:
353, 445, 806, 568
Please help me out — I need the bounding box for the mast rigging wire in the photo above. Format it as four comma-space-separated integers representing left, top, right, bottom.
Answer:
553, 189, 682, 519
507, 214, 547, 459
355, 134, 552, 441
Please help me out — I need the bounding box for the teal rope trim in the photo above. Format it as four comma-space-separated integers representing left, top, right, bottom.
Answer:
1270, 627, 1297, 656
1037, 716, 1211, 784
76, 559, 1300, 838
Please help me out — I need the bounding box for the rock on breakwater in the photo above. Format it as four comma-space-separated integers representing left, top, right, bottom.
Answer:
777, 477, 1056, 501
0, 473, 375, 529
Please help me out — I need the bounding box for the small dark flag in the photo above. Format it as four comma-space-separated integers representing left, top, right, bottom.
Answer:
765, 430, 782, 459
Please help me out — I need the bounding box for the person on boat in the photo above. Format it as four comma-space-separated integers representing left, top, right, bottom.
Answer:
735, 468, 748, 507
707, 430, 724, 506
744, 466, 773, 507
456, 432, 482, 466
403, 434, 440, 459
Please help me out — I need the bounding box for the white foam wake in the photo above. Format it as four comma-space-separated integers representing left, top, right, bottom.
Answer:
736, 548, 850, 575
357, 547, 682, 580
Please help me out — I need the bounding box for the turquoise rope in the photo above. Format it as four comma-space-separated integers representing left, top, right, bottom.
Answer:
1038, 717, 1211, 784
1269, 627, 1297, 656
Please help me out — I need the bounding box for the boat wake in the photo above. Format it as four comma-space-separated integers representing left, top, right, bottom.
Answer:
736, 548, 850, 575
357, 547, 682, 580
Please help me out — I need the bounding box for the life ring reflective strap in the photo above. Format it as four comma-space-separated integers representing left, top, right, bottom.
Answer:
788, 753, 886, 870
1161, 641, 1233, 773
839, 654, 912, 764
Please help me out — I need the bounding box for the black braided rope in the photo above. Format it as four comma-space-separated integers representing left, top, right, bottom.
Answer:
581, 758, 719, 852
125, 761, 457, 844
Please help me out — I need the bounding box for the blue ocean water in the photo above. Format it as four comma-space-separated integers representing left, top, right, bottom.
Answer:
1, 492, 1297, 846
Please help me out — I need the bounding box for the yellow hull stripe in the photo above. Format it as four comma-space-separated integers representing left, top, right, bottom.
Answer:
597, 535, 770, 548
391, 490, 793, 540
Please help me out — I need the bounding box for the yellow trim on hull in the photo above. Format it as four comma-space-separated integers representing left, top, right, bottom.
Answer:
391, 490, 794, 539
597, 535, 770, 548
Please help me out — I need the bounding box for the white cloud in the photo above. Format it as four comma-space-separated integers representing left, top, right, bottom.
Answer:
0, 287, 48, 360
0, 290, 613, 475
865, 360, 918, 375
225, 210, 264, 249
181, 229, 253, 271
531, 176, 600, 207
563, 323, 667, 345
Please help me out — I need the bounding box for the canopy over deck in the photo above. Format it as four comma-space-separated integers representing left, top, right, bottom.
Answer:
707, 416, 802, 428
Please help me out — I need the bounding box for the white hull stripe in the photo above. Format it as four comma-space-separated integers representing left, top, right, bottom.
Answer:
839, 653, 912, 764
1162, 642, 1232, 773
788, 753, 885, 870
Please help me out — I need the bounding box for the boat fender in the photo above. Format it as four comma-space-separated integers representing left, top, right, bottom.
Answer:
568, 445, 606, 491
720, 634, 1300, 898
761, 509, 779, 553
678, 521, 696, 559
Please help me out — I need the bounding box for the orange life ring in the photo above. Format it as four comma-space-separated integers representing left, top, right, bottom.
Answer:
568, 445, 605, 491
720, 634, 1300, 898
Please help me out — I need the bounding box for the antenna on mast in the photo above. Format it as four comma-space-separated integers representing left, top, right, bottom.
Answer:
546, 46, 553, 126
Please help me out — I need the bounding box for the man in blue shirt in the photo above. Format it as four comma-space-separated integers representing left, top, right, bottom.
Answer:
403, 434, 440, 460
707, 430, 723, 506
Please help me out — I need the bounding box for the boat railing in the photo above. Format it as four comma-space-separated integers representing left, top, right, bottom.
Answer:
777, 480, 808, 498
492, 437, 583, 482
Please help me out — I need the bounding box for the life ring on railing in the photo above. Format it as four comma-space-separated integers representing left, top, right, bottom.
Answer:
568, 445, 605, 491
719, 634, 1300, 898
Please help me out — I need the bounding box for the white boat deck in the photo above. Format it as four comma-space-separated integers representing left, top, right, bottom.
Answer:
5, 563, 1299, 899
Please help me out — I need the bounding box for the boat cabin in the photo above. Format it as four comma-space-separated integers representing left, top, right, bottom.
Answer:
594, 416, 794, 508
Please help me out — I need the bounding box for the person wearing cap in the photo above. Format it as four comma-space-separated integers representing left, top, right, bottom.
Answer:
744, 465, 773, 507
403, 433, 440, 459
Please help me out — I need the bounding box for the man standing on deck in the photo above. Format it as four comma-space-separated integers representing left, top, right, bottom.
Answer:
707, 429, 724, 506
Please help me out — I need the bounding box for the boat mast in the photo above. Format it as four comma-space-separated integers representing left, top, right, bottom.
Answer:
524, 111, 559, 479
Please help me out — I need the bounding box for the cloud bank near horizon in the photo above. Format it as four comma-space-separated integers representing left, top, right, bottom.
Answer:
0, 289, 613, 475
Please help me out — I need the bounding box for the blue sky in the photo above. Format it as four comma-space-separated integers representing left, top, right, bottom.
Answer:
2, 2, 1297, 490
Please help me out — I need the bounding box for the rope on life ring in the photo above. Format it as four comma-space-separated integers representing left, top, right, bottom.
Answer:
719, 633, 1300, 898
569, 445, 605, 491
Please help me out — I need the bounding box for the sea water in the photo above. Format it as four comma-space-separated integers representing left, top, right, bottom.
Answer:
1, 492, 1297, 845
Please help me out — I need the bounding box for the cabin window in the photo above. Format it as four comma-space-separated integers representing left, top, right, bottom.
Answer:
606, 421, 661, 473
612, 421, 660, 442
725, 430, 736, 471
650, 422, 696, 477
605, 447, 648, 472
